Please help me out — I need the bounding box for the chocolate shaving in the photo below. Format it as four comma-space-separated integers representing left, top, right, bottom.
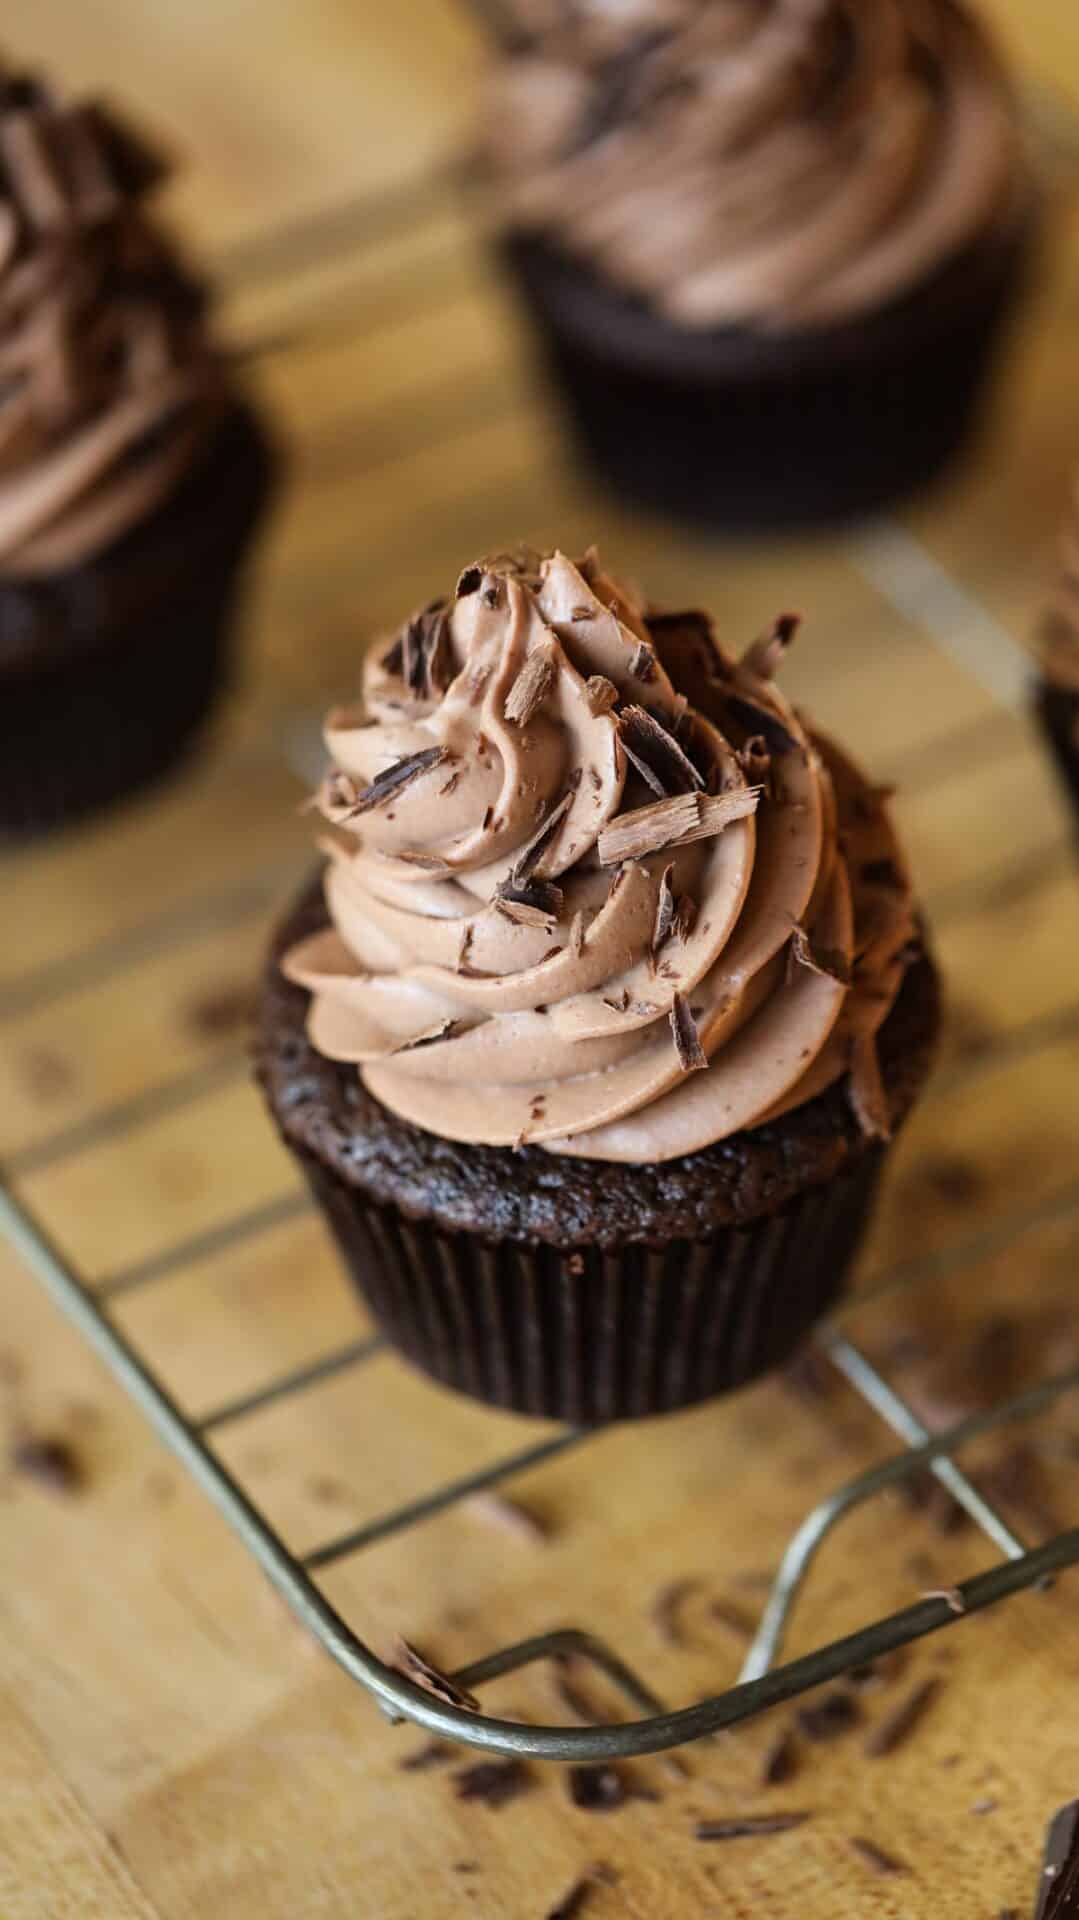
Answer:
384, 603, 452, 700
505, 644, 557, 726
345, 746, 449, 816
651, 1577, 700, 1648
864, 1676, 940, 1757
511, 789, 575, 885
1036, 1801, 1079, 1918
724, 692, 798, 755
597, 787, 760, 865
849, 1837, 907, 1877
568, 1765, 632, 1811
741, 612, 801, 682
10, 1433, 83, 1495
796, 1690, 860, 1742
696, 1814, 811, 1841
651, 864, 676, 955
760, 1728, 799, 1787
394, 1638, 479, 1713
787, 921, 852, 987
586, 674, 619, 715
456, 564, 482, 598
619, 704, 704, 798
466, 1490, 548, 1542
392, 1019, 467, 1053
629, 641, 658, 681
453, 1759, 534, 1808
847, 1031, 892, 1142
670, 994, 707, 1073
496, 878, 564, 922
671, 894, 697, 944
496, 895, 558, 930
399, 1738, 453, 1773
439, 770, 461, 797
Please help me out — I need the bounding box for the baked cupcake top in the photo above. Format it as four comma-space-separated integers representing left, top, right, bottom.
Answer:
0, 64, 223, 576
284, 548, 921, 1165
1043, 472, 1079, 694
484, 0, 1024, 331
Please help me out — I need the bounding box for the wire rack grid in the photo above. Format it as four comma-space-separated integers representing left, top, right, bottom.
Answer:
4, 107, 1079, 1767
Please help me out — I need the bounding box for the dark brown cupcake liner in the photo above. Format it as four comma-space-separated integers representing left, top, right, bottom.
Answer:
298, 1145, 884, 1423
0, 402, 275, 837
498, 212, 1033, 531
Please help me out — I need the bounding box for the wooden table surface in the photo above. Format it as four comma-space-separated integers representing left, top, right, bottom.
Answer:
4, 5, 1079, 1917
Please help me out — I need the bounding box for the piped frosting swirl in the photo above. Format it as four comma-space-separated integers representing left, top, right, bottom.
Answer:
0, 65, 222, 575
284, 548, 921, 1164
484, 0, 1023, 330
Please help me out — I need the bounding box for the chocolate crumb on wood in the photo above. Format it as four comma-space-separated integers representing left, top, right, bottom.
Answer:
453, 1759, 535, 1808
864, 1676, 941, 1757
651, 1576, 701, 1648
546, 1864, 619, 1920
849, 1836, 909, 1876
394, 1637, 479, 1713
10, 1432, 84, 1494
796, 1690, 860, 1742
568, 1765, 636, 1812
670, 993, 707, 1072
760, 1727, 799, 1786
697, 1813, 812, 1841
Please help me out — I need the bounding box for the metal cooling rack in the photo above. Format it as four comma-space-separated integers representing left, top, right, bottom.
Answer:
4, 84, 1079, 1764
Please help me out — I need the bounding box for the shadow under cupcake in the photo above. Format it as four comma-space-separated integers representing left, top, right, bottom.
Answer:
0, 64, 277, 836
483, 0, 1034, 530
257, 545, 940, 1423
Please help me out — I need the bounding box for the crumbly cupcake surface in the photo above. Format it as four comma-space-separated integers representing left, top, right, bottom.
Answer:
284, 548, 921, 1165
484, 0, 1024, 330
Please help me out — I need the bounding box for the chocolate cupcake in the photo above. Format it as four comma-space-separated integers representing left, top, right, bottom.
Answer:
257, 547, 939, 1422
0, 64, 276, 835
1034, 473, 1079, 827
483, 1, 1032, 529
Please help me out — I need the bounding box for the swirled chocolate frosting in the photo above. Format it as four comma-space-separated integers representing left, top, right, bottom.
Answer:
284, 548, 921, 1164
484, 0, 1023, 330
0, 64, 223, 575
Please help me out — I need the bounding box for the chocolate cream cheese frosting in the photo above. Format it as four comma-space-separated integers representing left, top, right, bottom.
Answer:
484, 0, 1024, 330
283, 549, 921, 1165
0, 65, 222, 576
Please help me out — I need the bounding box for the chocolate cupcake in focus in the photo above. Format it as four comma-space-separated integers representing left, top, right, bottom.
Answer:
257, 546, 939, 1422
0, 64, 276, 835
483, 1, 1031, 529
1034, 474, 1079, 826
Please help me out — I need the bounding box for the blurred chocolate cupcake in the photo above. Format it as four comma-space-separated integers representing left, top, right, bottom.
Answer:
0, 62, 276, 835
257, 545, 939, 1422
484, 0, 1032, 529
1034, 473, 1079, 826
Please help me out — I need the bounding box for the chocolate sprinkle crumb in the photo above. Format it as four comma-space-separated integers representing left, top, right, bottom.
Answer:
652, 864, 676, 955
546, 1865, 619, 1920
619, 704, 705, 798
697, 1813, 811, 1841
586, 674, 619, 714
568, 1765, 631, 1812
760, 1727, 799, 1787
392, 1018, 467, 1054
399, 1738, 453, 1773
864, 1676, 940, 1758
788, 921, 852, 987
796, 1690, 860, 1742
344, 745, 449, 816
630, 641, 658, 681
11, 1432, 83, 1495
394, 1638, 479, 1714
505, 644, 557, 726
651, 1577, 701, 1648
670, 993, 707, 1073
849, 1836, 907, 1877
453, 1759, 534, 1809
496, 877, 564, 922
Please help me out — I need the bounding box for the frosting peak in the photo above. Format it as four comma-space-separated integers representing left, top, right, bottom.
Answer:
484, 0, 1023, 330
0, 63, 222, 575
285, 549, 920, 1164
